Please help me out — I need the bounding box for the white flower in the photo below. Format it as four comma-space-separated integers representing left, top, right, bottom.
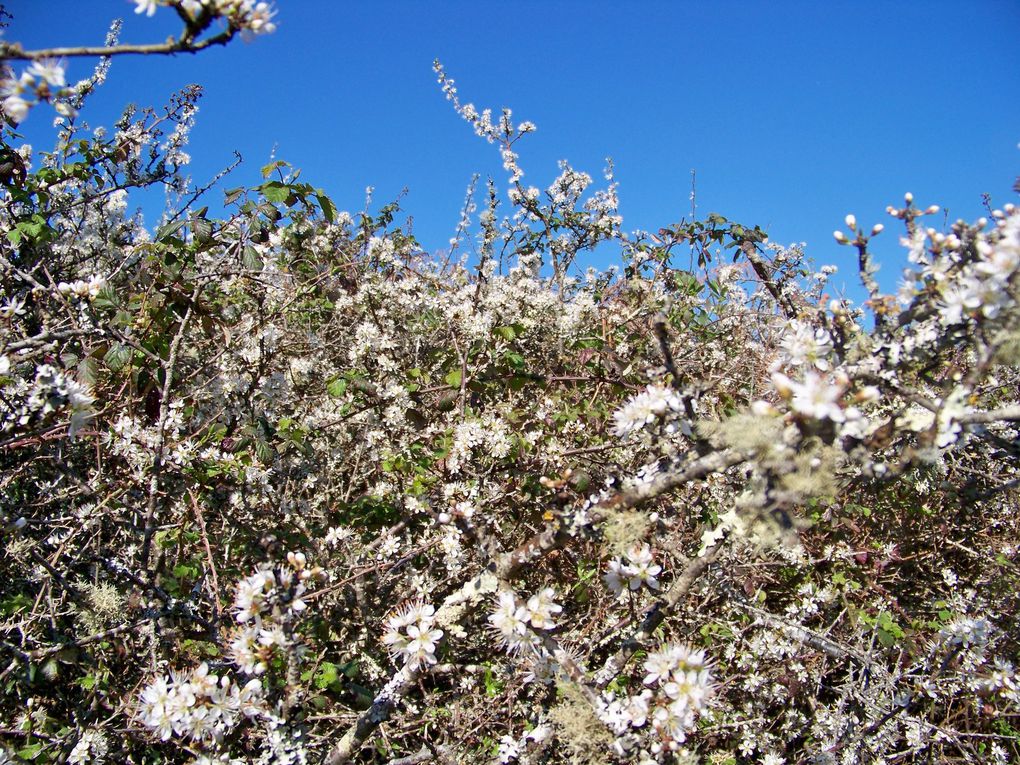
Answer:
180, 0, 205, 18
976, 243, 1020, 282
489, 591, 528, 637
622, 543, 661, 591
134, 0, 159, 17
383, 598, 443, 669
604, 558, 629, 596
138, 675, 175, 740
2, 94, 29, 123
0, 296, 25, 320
403, 622, 444, 668
26, 58, 66, 88
244, 2, 277, 35
779, 320, 833, 370
232, 569, 272, 622
612, 384, 683, 437
324, 525, 353, 547
652, 698, 694, 745
68, 728, 109, 764
497, 734, 521, 763
524, 587, 562, 630
773, 371, 845, 422
229, 628, 265, 674
643, 647, 679, 686
605, 544, 661, 596
940, 616, 992, 647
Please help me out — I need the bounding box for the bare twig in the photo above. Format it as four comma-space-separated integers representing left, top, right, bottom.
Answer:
0, 31, 237, 62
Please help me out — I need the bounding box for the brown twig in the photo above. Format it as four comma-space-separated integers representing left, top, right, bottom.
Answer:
0, 30, 237, 62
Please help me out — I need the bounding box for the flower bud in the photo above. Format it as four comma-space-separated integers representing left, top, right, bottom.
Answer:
871, 224, 884, 235
855, 386, 881, 403
924, 205, 939, 215
904, 192, 914, 203
833, 231, 848, 243
844, 214, 857, 230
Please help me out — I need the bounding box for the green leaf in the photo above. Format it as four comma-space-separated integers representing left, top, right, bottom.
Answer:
173, 563, 198, 579
493, 325, 517, 341
79, 672, 99, 690
104, 344, 132, 372
16, 743, 44, 760
242, 245, 264, 270
876, 628, 896, 647
261, 160, 289, 179
444, 369, 462, 387
254, 437, 276, 465
155, 219, 188, 242
504, 352, 526, 370
261, 181, 291, 204
78, 357, 99, 388
192, 216, 213, 243
92, 284, 118, 310
316, 192, 336, 223
327, 377, 348, 397
315, 662, 339, 689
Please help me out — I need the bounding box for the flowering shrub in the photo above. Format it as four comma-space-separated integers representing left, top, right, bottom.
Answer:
1, 5, 1019, 764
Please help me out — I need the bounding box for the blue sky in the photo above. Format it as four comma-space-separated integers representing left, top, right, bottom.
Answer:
6, 1, 1020, 302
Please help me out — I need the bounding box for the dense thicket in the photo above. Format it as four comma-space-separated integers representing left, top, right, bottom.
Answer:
1, 6, 1018, 764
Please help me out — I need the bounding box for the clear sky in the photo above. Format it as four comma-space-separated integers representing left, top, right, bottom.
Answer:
5, 1, 1020, 303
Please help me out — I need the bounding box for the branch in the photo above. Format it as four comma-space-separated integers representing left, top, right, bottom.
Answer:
593, 542, 722, 688
739, 239, 798, 320
140, 283, 202, 570
958, 404, 1020, 424
496, 448, 745, 578
0, 30, 237, 62
322, 667, 420, 765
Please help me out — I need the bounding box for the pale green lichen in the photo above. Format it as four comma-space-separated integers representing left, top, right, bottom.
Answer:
547, 680, 614, 764
76, 581, 124, 633
601, 508, 651, 558
697, 411, 786, 456
777, 441, 843, 505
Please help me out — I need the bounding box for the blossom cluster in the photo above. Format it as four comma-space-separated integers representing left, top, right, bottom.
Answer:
611, 384, 686, 438
382, 598, 444, 670
57, 273, 107, 300
134, 0, 278, 36
137, 663, 264, 742
598, 644, 713, 756
604, 543, 662, 597
0, 362, 95, 437
489, 588, 563, 656
0, 57, 72, 122
226, 553, 317, 675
